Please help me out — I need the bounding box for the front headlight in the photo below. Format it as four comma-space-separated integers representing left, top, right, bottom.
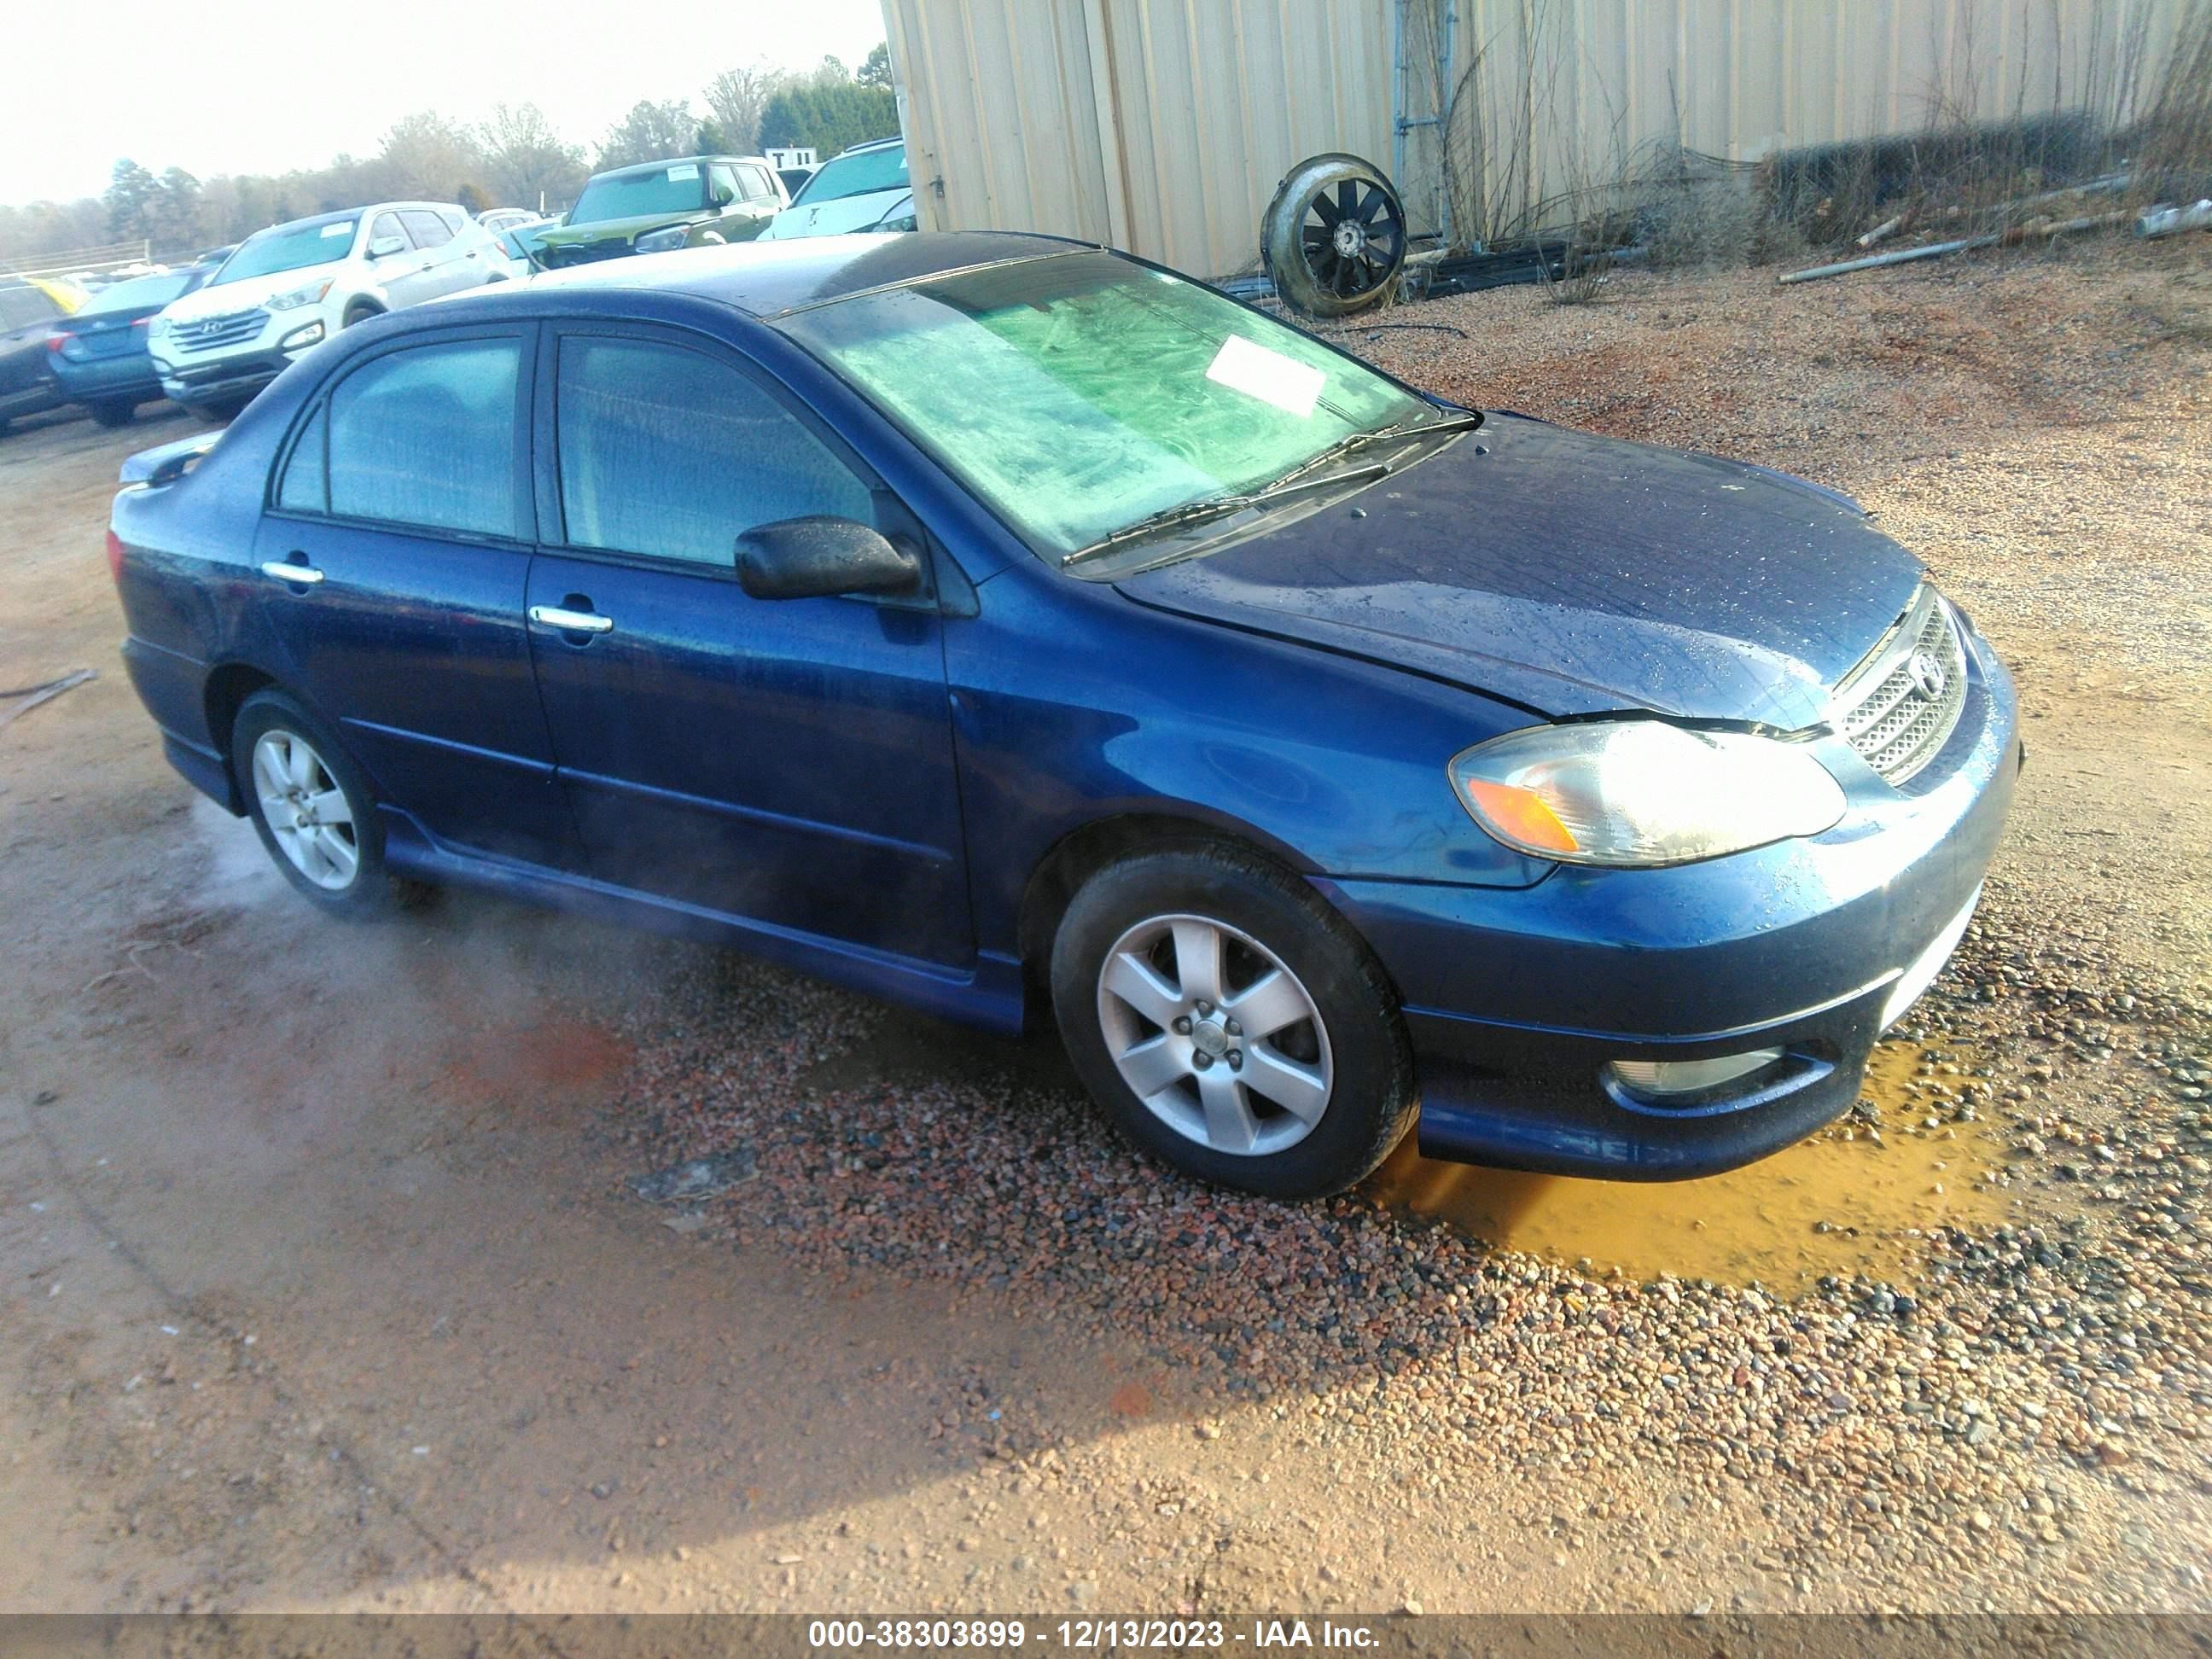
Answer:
266, 278, 332, 311
1449, 720, 1847, 867
634, 226, 690, 253
147, 316, 173, 339
873, 212, 918, 232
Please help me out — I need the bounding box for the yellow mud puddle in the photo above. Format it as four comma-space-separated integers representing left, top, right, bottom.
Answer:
1366, 1039, 2009, 1290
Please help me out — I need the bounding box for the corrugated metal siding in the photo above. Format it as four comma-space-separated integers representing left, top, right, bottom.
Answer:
883, 0, 2192, 277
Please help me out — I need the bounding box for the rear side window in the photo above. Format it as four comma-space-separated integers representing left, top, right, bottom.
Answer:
740, 164, 777, 201
0, 286, 59, 327
325, 339, 521, 538
399, 210, 453, 249
555, 336, 871, 568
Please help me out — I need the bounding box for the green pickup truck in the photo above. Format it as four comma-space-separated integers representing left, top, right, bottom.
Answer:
535, 156, 790, 268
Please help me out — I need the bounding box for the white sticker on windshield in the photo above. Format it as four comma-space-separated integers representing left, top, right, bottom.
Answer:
667, 163, 700, 182
1206, 333, 1324, 418
320, 223, 352, 237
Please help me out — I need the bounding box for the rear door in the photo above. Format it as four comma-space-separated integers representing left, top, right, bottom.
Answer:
397, 210, 479, 297
523, 324, 971, 964
252, 324, 579, 867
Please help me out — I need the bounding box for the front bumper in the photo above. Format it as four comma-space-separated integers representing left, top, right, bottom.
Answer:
1322, 629, 2021, 1179
154, 347, 293, 408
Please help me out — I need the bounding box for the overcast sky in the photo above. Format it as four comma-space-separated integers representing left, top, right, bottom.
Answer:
1, 0, 892, 206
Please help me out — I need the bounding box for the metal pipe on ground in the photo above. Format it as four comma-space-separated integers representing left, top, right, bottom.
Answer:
1779, 211, 2128, 285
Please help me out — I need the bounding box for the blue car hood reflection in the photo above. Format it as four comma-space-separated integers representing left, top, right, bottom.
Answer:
1113, 415, 1925, 728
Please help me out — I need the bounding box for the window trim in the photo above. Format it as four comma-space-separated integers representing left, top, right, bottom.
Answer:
533, 318, 936, 608
264, 322, 540, 548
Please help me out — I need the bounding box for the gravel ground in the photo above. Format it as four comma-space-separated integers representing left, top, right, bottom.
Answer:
602, 237, 2212, 1610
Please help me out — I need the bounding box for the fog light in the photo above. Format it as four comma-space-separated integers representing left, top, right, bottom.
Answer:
1606, 1048, 1784, 1099
279, 321, 325, 352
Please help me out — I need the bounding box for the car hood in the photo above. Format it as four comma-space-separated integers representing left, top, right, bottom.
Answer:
760, 188, 911, 241
161, 262, 342, 317
1112, 416, 1924, 728
538, 212, 696, 247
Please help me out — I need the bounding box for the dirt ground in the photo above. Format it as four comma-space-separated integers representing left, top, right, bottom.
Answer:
1, 237, 2207, 1622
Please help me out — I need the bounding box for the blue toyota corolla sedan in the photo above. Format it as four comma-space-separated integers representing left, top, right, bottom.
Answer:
108, 232, 2019, 1198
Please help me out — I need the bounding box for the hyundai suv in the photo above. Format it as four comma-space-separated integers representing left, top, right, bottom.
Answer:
148, 203, 504, 419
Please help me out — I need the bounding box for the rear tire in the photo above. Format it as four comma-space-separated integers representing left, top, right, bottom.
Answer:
1050, 844, 1417, 1198
90, 401, 137, 428
231, 690, 401, 917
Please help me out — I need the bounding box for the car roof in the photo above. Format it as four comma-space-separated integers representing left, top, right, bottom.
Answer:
834, 137, 902, 154
243, 203, 457, 239
588, 155, 772, 181
512, 230, 1094, 319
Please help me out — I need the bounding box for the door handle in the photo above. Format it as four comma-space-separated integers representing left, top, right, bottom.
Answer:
528, 604, 613, 634
259, 558, 323, 585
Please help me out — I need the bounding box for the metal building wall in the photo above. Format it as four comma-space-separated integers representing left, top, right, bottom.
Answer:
882, 0, 2191, 278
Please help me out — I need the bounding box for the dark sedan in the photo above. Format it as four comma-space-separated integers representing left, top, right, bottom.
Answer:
108, 233, 2020, 1198
1, 276, 78, 432
48, 264, 216, 426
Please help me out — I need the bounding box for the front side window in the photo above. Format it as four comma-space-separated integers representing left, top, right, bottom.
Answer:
569, 164, 709, 224
780, 252, 1421, 556
399, 210, 453, 249
325, 338, 521, 538
707, 164, 740, 205
556, 336, 872, 568
212, 219, 357, 285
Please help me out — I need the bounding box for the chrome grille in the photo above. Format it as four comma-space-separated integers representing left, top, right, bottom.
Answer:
1831, 587, 1970, 786
169, 307, 267, 353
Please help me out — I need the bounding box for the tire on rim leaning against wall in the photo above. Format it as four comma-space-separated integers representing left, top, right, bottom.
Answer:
1260, 153, 1408, 319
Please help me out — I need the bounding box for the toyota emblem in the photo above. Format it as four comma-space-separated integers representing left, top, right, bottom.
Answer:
1906, 650, 1948, 701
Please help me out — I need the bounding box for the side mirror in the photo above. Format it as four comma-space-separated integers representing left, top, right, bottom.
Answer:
367, 235, 406, 260
735, 516, 922, 601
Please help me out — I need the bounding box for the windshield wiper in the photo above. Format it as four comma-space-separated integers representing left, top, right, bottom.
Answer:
1062, 461, 1393, 568
1270, 408, 1485, 490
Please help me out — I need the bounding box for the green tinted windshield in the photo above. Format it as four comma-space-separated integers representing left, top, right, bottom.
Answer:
779, 253, 1421, 556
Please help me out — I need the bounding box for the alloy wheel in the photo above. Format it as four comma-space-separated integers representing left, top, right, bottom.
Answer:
251, 729, 359, 891
1094, 912, 1334, 1156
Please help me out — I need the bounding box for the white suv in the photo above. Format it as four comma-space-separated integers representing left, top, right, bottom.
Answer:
149, 202, 504, 418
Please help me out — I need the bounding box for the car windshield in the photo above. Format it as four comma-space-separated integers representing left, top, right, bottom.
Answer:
791, 143, 906, 206
212, 220, 357, 284
570, 164, 709, 224
781, 252, 1424, 556
83, 271, 199, 313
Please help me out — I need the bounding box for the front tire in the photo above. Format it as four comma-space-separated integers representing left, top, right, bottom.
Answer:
231, 690, 397, 916
1051, 845, 1417, 1198
342, 302, 382, 329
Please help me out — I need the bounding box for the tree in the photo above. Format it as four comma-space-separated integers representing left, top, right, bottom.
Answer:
105, 160, 159, 240
149, 167, 206, 254
758, 81, 899, 158
703, 62, 784, 155
597, 100, 701, 170
479, 102, 587, 213
375, 111, 486, 201
857, 43, 894, 90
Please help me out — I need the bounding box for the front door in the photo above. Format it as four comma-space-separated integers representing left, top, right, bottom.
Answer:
252, 324, 579, 867
524, 327, 971, 965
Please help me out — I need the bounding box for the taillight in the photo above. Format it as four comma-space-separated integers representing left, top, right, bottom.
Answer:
106, 529, 125, 585
46, 334, 66, 353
